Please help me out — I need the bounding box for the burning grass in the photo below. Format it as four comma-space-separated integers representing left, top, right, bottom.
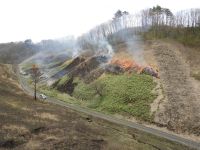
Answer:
111, 58, 142, 72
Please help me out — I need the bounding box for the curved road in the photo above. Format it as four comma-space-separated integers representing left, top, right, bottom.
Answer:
16, 66, 200, 150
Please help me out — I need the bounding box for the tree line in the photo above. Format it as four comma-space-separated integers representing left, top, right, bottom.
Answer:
77, 6, 200, 50
140, 6, 200, 46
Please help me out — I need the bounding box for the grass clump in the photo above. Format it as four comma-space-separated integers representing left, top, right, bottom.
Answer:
192, 72, 200, 81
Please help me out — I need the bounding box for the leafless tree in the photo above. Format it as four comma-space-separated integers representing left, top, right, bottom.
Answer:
31, 64, 41, 100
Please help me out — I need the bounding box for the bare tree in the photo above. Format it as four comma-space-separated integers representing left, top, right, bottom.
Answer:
31, 64, 41, 100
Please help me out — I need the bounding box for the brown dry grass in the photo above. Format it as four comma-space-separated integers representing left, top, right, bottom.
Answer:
146, 40, 200, 136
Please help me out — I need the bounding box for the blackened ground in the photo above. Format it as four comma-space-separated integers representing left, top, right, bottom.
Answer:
51, 56, 86, 79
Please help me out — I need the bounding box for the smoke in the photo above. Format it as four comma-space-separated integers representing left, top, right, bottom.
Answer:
126, 35, 146, 66
106, 27, 146, 66
76, 32, 114, 60
95, 39, 114, 58
21, 12, 149, 82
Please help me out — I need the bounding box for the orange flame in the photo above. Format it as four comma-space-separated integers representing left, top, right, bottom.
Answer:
111, 59, 142, 71
110, 58, 159, 78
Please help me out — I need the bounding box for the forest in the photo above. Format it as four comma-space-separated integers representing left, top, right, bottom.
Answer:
77, 6, 200, 48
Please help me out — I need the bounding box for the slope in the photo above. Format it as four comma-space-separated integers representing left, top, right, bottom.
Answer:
1, 63, 192, 150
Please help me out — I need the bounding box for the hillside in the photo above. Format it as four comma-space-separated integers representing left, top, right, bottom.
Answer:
0, 37, 75, 64
0, 42, 37, 64
20, 35, 159, 122
144, 40, 200, 135
1, 64, 193, 149
19, 36, 200, 142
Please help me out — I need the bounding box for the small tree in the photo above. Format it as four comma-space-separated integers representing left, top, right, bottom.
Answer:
31, 64, 41, 100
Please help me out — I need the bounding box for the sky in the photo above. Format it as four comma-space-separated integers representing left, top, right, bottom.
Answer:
0, 0, 199, 43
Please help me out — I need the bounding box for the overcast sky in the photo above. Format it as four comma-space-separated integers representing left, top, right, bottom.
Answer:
0, 0, 199, 43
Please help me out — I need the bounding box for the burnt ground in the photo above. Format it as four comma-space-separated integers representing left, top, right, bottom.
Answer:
146, 41, 200, 135
51, 57, 86, 79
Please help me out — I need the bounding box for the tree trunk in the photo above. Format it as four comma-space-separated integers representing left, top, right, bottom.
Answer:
34, 78, 37, 100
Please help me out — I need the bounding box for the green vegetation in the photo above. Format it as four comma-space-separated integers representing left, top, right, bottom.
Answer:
41, 73, 157, 121
73, 79, 96, 101
72, 74, 157, 121
39, 85, 80, 105
143, 26, 200, 47
140, 5, 200, 47
57, 75, 70, 86
192, 72, 200, 81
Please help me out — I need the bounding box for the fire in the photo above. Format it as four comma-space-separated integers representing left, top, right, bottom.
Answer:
111, 58, 142, 71
110, 58, 159, 78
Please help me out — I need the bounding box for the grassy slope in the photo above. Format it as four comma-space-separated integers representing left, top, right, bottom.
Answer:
1, 64, 192, 150
72, 74, 157, 121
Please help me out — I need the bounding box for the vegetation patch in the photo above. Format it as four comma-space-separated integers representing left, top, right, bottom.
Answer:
72, 74, 157, 121
143, 26, 200, 47
57, 75, 70, 86
192, 72, 200, 81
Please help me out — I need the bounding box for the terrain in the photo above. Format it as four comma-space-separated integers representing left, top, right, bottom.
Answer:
20, 36, 159, 123
19, 33, 200, 135
1, 64, 195, 149
19, 36, 200, 146
0, 42, 37, 64
1, 4, 200, 150
0, 37, 75, 64
144, 40, 200, 135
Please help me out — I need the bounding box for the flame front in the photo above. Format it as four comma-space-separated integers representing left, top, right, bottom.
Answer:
111, 58, 142, 72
